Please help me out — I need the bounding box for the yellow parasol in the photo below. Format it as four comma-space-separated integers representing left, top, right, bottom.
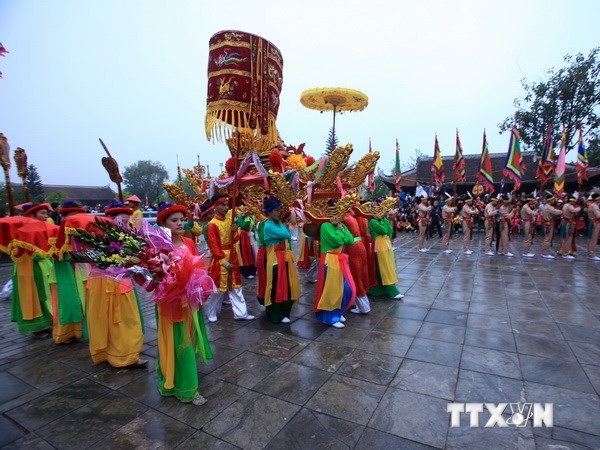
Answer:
300, 87, 368, 140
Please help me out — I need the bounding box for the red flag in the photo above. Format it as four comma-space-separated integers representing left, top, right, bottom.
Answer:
477, 130, 495, 194
453, 129, 466, 182
431, 135, 444, 184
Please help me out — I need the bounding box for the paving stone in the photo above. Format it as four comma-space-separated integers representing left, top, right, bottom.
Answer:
369, 389, 449, 448
391, 359, 458, 400
1, 432, 55, 449
203, 391, 300, 450
0, 415, 26, 447
461, 345, 521, 379
455, 370, 525, 403
306, 374, 386, 425
416, 322, 466, 344
358, 330, 413, 358
337, 349, 402, 385
355, 427, 438, 450
5, 378, 111, 431
209, 351, 283, 389
519, 354, 595, 394
35, 391, 148, 448
406, 337, 462, 367
291, 342, 354, 372
93, 409, 195, 449
0, 370, 36, 404
176, 430, 239, 449
253, 361, 331, 405
524, 382, 600, 436
464, 328, 516, 353
375, 316, 423, 336
265, 407, 364, 449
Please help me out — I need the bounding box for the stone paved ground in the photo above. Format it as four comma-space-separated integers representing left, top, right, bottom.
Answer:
0, 233, 599, 449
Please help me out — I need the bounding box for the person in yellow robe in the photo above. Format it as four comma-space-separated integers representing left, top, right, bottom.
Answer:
367, 214, 404, 299
86, 201, 146, 367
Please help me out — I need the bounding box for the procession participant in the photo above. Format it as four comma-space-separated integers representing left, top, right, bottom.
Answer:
314, 216, 356, 328
10, 204, 56, 337
441, 197, 457, 254
197, 202, 215, 253
586, 193, 600, 261
235, 210, 257, 279
48, 200, 87, 343
343, 209, 371, 314
262, 196, 300, 323
126, 195, 144, 228
154, 202, 215, 405
557, 197, 581, 260
86, 201, 146, 367
483, 197, 500, 256
353, 201, 376, 288
255, 215, 267, 305
55, 200, 95, 342
367, 210, 404, 299
498, 197, 514, 257
182, 210, 203, 245
204, 194, 254, 322
296, 227, 312, 269
521, 197, 538, 257
417, 196, 432, 253
460, 198, 478, 255
540, 195, 563, 259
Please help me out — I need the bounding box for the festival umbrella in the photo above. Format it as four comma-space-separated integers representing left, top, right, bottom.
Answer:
300, 87, 368, 143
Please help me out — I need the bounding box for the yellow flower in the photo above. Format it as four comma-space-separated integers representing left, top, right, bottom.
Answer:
286, 154, 307, 170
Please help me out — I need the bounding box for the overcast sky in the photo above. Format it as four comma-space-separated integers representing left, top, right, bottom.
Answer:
1, 0, 598, 189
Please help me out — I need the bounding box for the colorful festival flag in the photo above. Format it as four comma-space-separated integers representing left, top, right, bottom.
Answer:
431, 135, 444, 184
503, 127, 525, 191
453, 129, 466, 182
554, 129, 567, 198
576, 124, 588, 181
395, 139, 401, 193
477, 130, 495, 194
536, 124, 554, 183
0, 42, 8, 57
367, 138, 376, 193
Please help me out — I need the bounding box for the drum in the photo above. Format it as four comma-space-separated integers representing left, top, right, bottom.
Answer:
206, 30, 283, 143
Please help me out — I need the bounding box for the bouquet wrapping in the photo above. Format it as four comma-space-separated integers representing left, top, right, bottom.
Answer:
70, 218, 215, 306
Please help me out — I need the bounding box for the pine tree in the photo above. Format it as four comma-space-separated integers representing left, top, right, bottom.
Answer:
26, 164, 45, 203
325, 127, 338, 155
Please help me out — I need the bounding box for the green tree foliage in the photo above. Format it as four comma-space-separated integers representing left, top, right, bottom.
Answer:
325, 127, 338, 155
588, 135, 600, 167
47, 191, 68, 204
364, 176, 392, 201
26, 164, 45, 203
122, 160, 169, 206
499, 47, 599, 154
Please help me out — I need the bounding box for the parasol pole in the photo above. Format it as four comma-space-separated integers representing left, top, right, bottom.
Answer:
332, 105, 337, 141
227, 131, 242, 291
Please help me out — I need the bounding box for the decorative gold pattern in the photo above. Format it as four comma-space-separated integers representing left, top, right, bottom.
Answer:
373, 197, 398, 219
339, 150, 380, 188
268, 170, 296, 207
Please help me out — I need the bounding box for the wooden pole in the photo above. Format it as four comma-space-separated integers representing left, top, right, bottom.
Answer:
2, 167, 14, 215
227, 132, 241, 291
